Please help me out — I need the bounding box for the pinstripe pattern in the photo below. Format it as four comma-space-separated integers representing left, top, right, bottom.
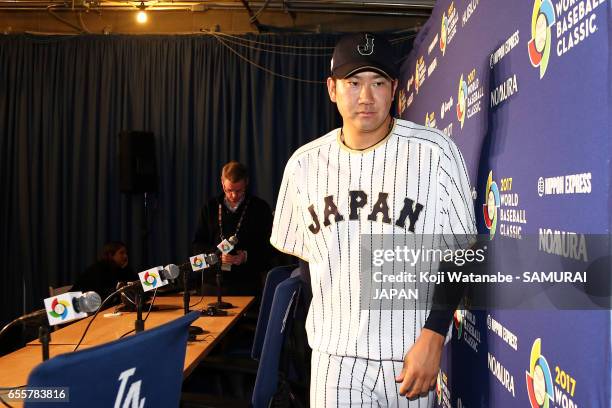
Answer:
270, 118, 476, 407
311, 350, 435, 407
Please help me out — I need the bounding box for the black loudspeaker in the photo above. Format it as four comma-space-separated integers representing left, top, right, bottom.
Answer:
119, 131, 159, 193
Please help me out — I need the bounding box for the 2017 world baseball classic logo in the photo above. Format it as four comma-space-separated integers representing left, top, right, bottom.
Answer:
483, 171, 500, 240
439, 2, 458, 56
456, 69, 483, 129
528, 0, 606, 79
453, 308, 464, 338
436, 371, 442, 404
435, 370, 451, 408
525, 338, 578, 408
415, 56, 426, 94
453, 305, 481, 353
528, 0, 555, 78
398, 89, 406, 117
398, 75, 414, 118
483, 171, 527, 240
456, 74, 467, 128
425, 111, 437, 129
440, 14, 448, 56
526, 338, 554, 408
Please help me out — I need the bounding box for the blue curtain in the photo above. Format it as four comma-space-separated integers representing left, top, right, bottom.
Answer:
0, 33, 413, 327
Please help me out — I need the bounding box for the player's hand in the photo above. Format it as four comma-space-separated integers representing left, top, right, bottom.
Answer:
221, 253, 237, 265
235, 250, 247, 265
395, 328, 444, 399
221, 252, 246, 266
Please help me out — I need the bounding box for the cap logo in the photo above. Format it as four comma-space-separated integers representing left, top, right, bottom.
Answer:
357, 34, 374, 56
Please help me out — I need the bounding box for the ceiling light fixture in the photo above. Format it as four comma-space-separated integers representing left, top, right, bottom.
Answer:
136, 2, 147, 24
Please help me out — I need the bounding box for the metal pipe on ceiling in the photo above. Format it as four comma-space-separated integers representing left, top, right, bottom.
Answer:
0, 0, 435, 10
0, 8, 429, 17
0, 8, 431, 17
286, 0, 434, 8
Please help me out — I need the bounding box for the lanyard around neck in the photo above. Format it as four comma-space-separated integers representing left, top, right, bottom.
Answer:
218, 197, 250, 242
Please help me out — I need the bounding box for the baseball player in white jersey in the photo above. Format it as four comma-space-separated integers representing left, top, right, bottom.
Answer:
270, 33, 477, 407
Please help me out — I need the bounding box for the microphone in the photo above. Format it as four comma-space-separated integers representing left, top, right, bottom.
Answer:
206, 253, 220, 265
186, 236, 238, 274
208, 236, 239, 310
73, 291, 102, 314
196, 235, 238, 268
216, 235, 239, 256
136, 265, 180, 292
44, 291, 102, 326
162, 264, 181, 280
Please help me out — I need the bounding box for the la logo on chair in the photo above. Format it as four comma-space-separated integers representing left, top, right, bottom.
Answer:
114, 367, 145, 408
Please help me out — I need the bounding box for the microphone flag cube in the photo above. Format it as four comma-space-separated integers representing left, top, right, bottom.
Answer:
217, 239, 235, 255
44, 292, 88, 326
138, 266, 168, 292
190, 254, 208, 271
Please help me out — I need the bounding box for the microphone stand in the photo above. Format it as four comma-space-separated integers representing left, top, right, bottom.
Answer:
183, 264, 190, 315
181, 265, 204, 336
39, 323, 50, 361
134, 291, 145, 333
142, 192, 150, 273
208, 262, 233, 309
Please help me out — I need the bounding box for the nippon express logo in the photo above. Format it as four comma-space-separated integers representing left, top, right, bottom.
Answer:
528, 0, 555, 78
49, 297, 71, 320
537, 173, 592, 196
525, 338, 554, 408
483, 171, 500, 240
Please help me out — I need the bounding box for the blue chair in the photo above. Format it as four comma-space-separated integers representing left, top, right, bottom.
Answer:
251, 265, 296, 360
26, 311, 199, 408
252, 274, 305, 408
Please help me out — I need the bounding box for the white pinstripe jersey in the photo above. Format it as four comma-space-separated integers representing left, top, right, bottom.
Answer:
271, 118, 477, 361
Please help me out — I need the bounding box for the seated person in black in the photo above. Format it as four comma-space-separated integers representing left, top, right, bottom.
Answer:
192, 161, 274, 297
72, 241, 136, 302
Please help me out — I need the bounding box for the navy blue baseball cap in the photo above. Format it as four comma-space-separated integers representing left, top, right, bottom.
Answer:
330, 32, 398, 79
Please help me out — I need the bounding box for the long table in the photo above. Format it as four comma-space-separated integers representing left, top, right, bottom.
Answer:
0, 295, 254, 389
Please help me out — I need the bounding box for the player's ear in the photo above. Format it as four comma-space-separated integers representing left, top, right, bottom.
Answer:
327, 77, 337, 103
391, 79, 399, 99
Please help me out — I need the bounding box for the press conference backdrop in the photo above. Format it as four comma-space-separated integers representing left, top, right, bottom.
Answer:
398, 1, 610, 407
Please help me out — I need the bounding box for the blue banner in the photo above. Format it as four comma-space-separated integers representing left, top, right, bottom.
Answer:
399, 1, 611, 407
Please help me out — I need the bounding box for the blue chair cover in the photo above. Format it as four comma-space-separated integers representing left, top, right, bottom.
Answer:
251, 265, 296, 360
26, 311, 199, 407
252, 275, 303, 408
